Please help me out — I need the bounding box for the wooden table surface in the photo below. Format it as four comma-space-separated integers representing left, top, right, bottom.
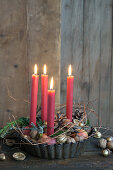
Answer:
0, 141, 113, 170
1, 130, 113, 170
0, 153, 113, 170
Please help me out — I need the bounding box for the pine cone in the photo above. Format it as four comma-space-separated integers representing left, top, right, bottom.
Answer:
73, 109, 84, 120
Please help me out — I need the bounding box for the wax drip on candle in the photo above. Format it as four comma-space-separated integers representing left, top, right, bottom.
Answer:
50, 77, 53, 90
68, 64, 72, 76
34, 64, 38, 75
43, 64, 47, 75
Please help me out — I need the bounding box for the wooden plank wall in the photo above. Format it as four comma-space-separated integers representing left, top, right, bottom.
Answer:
0, 0, 112, 128
61, 0, 113, 127
0, 0, 60, 127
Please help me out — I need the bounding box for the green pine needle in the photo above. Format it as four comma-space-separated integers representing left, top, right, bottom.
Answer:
50, 130, 64, 137
0, 117, 44, 138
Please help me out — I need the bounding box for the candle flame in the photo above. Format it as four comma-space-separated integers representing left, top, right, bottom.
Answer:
50, 77, 53, 90
68, 64, 72, 76
43, 64, 47, 74
34, 64, 38, 75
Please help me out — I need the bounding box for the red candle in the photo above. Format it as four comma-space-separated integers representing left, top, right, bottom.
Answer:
47, 77, 55, 136
30, 64, 39, 126
66, 64, 74, 121
41, 64, 48, 122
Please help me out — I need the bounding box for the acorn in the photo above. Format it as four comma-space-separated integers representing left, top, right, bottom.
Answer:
102, 149, 111, 157
107, 141, 113, 150
107, 136, 113, 142
99, 138, 107, 149
94, 131, 102, 138
0, 153, 6, 161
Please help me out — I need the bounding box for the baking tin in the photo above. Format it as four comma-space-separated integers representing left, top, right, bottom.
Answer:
22, 141, 85, 159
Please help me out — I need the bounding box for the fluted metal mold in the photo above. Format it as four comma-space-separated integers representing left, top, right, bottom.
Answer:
22, 141, 87, 159
39, 144, 48, 158
47, 144, 55, 159
55, 143, 63, 159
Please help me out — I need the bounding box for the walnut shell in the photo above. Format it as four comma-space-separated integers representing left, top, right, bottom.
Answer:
66, 137, 76, 143
12, 152, 26, 161
99, 138, 107, 149
107, 141, 113, 150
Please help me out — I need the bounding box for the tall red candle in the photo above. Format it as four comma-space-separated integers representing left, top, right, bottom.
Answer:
47, 77, 55, 136
66, 64, 74, 121
41, 64, 48, 122
30, 64, 39, 126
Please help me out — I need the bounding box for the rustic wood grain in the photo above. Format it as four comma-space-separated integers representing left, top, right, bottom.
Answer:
83, 0, 101, 126
0, 0, 61, 127
27, 0, 61, 106
0, 0, 112, 128
110, 9, 113, 128
99, 0, 112, 127
0, 0, 29, 127
61, 0, 84, 105
61, 0, 113, 127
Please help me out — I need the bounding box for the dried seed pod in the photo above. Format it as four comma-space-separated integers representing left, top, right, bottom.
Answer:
73, 110, 84, 120
99, 138, 107, 149
5, 139, 15, 146
107, 141, 113, 150
66, 137, 76, 143
12, 152, 26, 161
56, 134, 67, 144
30, 130, 38, 139
107, 137, 113, 142
94, 131, 102, 138
102, 149, 111, 157
0, 153, 6, 161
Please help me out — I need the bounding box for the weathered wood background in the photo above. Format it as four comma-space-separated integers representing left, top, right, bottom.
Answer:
61, 0, 113, 127
0, 0, 60, 127
0, 0, 113, 128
